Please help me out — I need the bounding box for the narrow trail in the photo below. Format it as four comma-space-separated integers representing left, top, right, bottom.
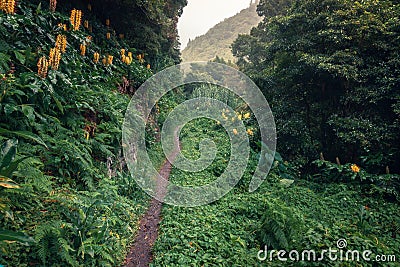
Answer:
124, 129, 180, 267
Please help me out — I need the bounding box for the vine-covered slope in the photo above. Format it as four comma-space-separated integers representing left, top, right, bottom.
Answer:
0, 0, 184, 265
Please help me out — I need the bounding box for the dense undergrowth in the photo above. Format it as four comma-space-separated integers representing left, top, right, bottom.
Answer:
1, 0, 399, 266
0, 0, 169, 265
151, 85, 399, 266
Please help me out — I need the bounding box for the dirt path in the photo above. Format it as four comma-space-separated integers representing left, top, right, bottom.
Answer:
124, 129, 180, 267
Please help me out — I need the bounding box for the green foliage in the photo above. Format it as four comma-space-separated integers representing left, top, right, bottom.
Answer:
0, 0, 173, 265
233, 0, 400, 175
54, 0, 187, 69
191, 84, 244, 110
258, 198, 304, 250
32, 182, 148, 266
313, 159, 366, 182
0, 229, 34, 245
256, 0, 292, 17
313, 159, 400, 201
150, 103, 400, 266
0, 139, 35, 253
0, 139, 25, 181
1, 0, 399, 266
357, 205, 375, 234
269, 151, 299, 180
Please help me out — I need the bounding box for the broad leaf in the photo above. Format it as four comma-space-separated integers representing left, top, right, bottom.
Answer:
0, 139, 17, 170
0, 176, 20, 189
0, 128, 48, 148
0, 229, 35, 245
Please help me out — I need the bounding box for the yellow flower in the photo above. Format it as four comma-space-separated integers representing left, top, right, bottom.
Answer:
233, 129, 238, 135
80, 44, 86, 56
125, 56, 132, 65
244, 113, 251, 119
37, 56, 49, 78
62, 36, 67, 52
351, 164, 360, 173
107, 55, 113, 65
121, 50, 129, 64
137, 54, 144, 63
147, 64, 151, 69
55, 35, 67, 53
70, 9, 82, 31
237, 114, 242, 120
106, 19, 110, 26
49, 48, 55, 62
106, 32, 111, 39
1, 0, 15, 14
247, 129, 254, 136
70, 9, 76, 24
49, 47, 61, 70
58, 23, 66, 31
7, 0, 15, 14
93, 52, 100, 63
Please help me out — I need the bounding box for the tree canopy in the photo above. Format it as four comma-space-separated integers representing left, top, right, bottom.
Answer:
54, 0, 188, 69
233, 0, 400, 173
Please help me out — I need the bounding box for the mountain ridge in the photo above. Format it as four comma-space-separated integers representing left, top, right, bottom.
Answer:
181, 3, 262, 63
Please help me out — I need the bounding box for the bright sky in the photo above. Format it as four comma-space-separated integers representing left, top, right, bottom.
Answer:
178, 0, 252, 50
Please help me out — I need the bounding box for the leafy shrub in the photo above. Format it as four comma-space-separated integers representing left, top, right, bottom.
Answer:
313, 159, 400, 201
233, 0, 400, 174
0, 1, 160, 265
258, 198, 304, 250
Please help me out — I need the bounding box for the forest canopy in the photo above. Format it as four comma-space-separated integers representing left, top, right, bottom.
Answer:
233, 0, 400, 174
52, 0, 188, 68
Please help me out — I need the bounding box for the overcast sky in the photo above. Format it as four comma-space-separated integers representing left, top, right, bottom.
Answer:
178, 0, 252, 50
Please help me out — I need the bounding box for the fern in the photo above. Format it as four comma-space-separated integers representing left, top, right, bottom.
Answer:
258, 198, 303, 250
35, 220, 79, 266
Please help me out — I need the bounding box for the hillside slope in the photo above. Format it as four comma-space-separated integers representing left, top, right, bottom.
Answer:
0, 0, 185, 265
181, 3, 262, 63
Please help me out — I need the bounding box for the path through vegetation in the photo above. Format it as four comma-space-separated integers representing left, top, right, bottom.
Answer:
124, 129, 180, 267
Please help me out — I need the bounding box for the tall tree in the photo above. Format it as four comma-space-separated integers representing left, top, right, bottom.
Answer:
233, 0, 400, 172
55, 0, 187, 69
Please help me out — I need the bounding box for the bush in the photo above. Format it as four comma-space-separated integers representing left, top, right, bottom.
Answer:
258, 198, 304, 250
